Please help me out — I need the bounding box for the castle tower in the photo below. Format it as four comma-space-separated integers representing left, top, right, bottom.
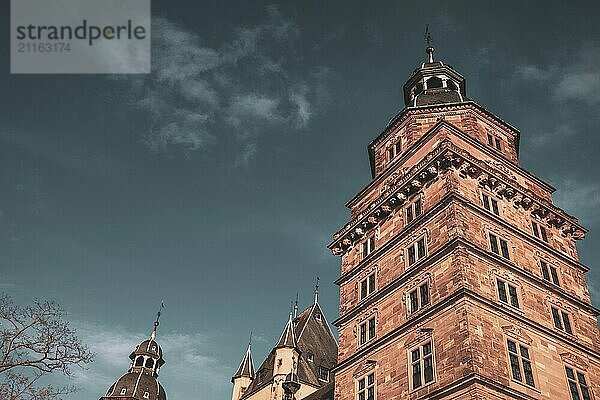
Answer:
328, 44, 599, 399
231, 340, 256, 400
100, 307, 167, 400
272, 310, 302, 400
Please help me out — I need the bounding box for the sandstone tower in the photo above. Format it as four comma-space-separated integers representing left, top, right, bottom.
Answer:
328, 44, 599, 399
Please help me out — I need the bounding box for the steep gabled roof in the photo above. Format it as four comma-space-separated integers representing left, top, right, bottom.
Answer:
240, 302, 338, 399
232, 342, 255, 382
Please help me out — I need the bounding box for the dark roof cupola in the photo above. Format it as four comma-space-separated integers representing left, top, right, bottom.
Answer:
403, 39, 467, 107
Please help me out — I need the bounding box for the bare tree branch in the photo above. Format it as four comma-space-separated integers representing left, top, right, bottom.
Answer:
0, 293, 94, 400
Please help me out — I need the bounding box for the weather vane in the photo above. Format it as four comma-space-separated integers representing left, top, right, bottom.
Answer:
151, 300, 165, 339
425, 24, 435, 63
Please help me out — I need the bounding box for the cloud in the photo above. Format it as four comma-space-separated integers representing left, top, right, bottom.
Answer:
66, 321, 231, 400
552, 178, 600, 226
120, 8, 329, 164
514, 43, 600, 105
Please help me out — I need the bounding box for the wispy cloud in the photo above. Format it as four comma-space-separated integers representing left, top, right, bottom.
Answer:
121, 7, 330, 165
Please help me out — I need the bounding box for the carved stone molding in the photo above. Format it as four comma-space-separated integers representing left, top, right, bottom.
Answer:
560, 352, 589, 370
330, 142, 586, 256
501, 325, 533, 345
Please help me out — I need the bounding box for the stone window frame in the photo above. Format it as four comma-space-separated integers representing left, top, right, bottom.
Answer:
354, 308, 378, 349
535, 251, 562, 287
386, 136, 402, 162
402, 273, 433, 318
484, 226, 512, 261
407, 337, 437, 392
486, 130, 503, 152
479, 188, 501, 217
354, 369, 376, 400
505, 338, 538, 389
551, 305, 575, 335
531, 218, 550, 244
546, 296, 578, 337
564, 365, 592, 400
355, 264, 378, 303
490, 269, 525, 314
362, 234, 376, 260
405, 193, 424, 224
405, 233, 428, 268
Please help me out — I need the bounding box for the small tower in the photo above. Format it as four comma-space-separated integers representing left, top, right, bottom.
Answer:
101, 304, 167, 400
272, 310, 301, 400
231, 338, 255, 400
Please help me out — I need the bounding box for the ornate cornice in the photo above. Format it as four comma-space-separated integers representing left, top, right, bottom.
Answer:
329, 140, 586, 256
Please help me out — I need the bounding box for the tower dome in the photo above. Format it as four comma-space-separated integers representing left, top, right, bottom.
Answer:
100, 303, 167, 400
402, 42, 467, 107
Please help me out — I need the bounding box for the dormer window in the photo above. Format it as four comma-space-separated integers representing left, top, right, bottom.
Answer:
315, 312, 322, 321
143, 391, 150, 399
307, 353, 314, 362
120, 388, 127, 395
318, 367, 330, 382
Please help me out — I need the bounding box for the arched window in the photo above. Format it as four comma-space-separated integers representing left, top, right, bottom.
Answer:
446, 80, 457, 90
145, 358, 155, 369
426, 76, 443, 89
143, 391, 150, 399
120, 388, 127, 395
135, 356, 144, 367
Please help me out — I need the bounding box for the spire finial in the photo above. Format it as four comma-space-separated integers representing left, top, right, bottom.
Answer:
425, 24, 434, 63
151, 300, 165, 340
294, 292, 299, 318
314, 277, 320, 304
249, 331, 253, 347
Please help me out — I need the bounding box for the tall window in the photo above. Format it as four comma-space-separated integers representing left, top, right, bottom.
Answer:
482, 193, 500, 216
360, 273, 376, 300
406, 199, 423, 223
359, 317, 376, 345
363, 235, 376, 258
408, 283, 430, 313
497, 279, 520, 308
507, 340, 535, 387
408, 238, 427, 266
410, 341, 435, 389
489, 233, 510, 260
540, 261, 560, 286
551, 307, 573, 334
356, 372, 375, 400
565, 366, 591, 400
387, 142, 401, 161
532, 221, 549, 243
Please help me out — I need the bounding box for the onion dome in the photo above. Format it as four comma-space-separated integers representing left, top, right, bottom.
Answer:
100, 302, 167, 400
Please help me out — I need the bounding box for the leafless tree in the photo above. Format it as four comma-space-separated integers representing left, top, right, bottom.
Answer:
0, 293, 94, 400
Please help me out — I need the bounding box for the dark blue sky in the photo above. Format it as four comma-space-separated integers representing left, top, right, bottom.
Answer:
2, 1, 600, 398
